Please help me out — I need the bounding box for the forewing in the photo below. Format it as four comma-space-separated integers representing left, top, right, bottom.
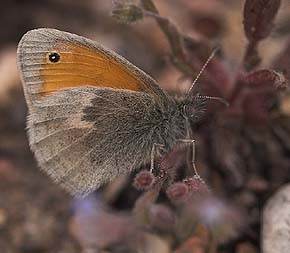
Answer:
17, 28, 168, 106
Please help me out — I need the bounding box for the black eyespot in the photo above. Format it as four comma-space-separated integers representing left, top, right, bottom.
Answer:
48, 52, 60, 63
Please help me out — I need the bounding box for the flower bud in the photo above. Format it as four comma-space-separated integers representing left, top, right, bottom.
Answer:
166, 182, 189, 203
183, 176, 209, 195
133, 170, 155, 190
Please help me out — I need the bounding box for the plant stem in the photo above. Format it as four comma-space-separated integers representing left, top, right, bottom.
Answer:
140, 0, 194, 76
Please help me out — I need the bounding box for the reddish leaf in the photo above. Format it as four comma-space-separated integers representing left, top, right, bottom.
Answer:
241, 69, 288, 124
273, 38, 290, 81
245, 69, 289, 90
242, 91, 271, 124
243, 0, 281, 42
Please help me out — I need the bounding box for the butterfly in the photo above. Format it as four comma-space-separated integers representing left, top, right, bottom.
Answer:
17, 28, 215, 196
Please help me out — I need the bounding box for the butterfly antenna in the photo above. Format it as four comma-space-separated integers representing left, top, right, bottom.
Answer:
187, 47, 219, 97
197, 95, 229, 107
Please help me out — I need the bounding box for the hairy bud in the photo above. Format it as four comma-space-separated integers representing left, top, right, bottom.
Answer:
133, 170, 155, 190
166, 182, 189, 203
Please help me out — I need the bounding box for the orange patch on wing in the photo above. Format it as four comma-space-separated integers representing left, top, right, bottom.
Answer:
39, 43, 145, 94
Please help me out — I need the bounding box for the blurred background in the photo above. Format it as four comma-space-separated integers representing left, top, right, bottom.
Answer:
1, 0, 290, 252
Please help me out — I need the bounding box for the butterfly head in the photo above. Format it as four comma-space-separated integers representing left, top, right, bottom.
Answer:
181, 94, 229, 122
181, 95, 207, 122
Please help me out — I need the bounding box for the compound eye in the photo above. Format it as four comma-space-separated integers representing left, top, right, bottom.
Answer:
183, 104, 190, 116
48, 52, 60, 63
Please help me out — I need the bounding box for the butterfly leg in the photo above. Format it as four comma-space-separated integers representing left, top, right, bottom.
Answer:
150, 143, 165, 173
176, 139, 201, 179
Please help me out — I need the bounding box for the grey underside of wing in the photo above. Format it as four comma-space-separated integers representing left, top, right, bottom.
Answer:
27, 87, 158, 196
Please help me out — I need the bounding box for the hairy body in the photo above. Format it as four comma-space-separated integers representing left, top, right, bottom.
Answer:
17, 28, 197, 196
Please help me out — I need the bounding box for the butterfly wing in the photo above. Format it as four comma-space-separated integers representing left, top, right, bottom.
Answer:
17, 28, 170, 196
17, 28, 168, 105
25, 87, 162, 196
